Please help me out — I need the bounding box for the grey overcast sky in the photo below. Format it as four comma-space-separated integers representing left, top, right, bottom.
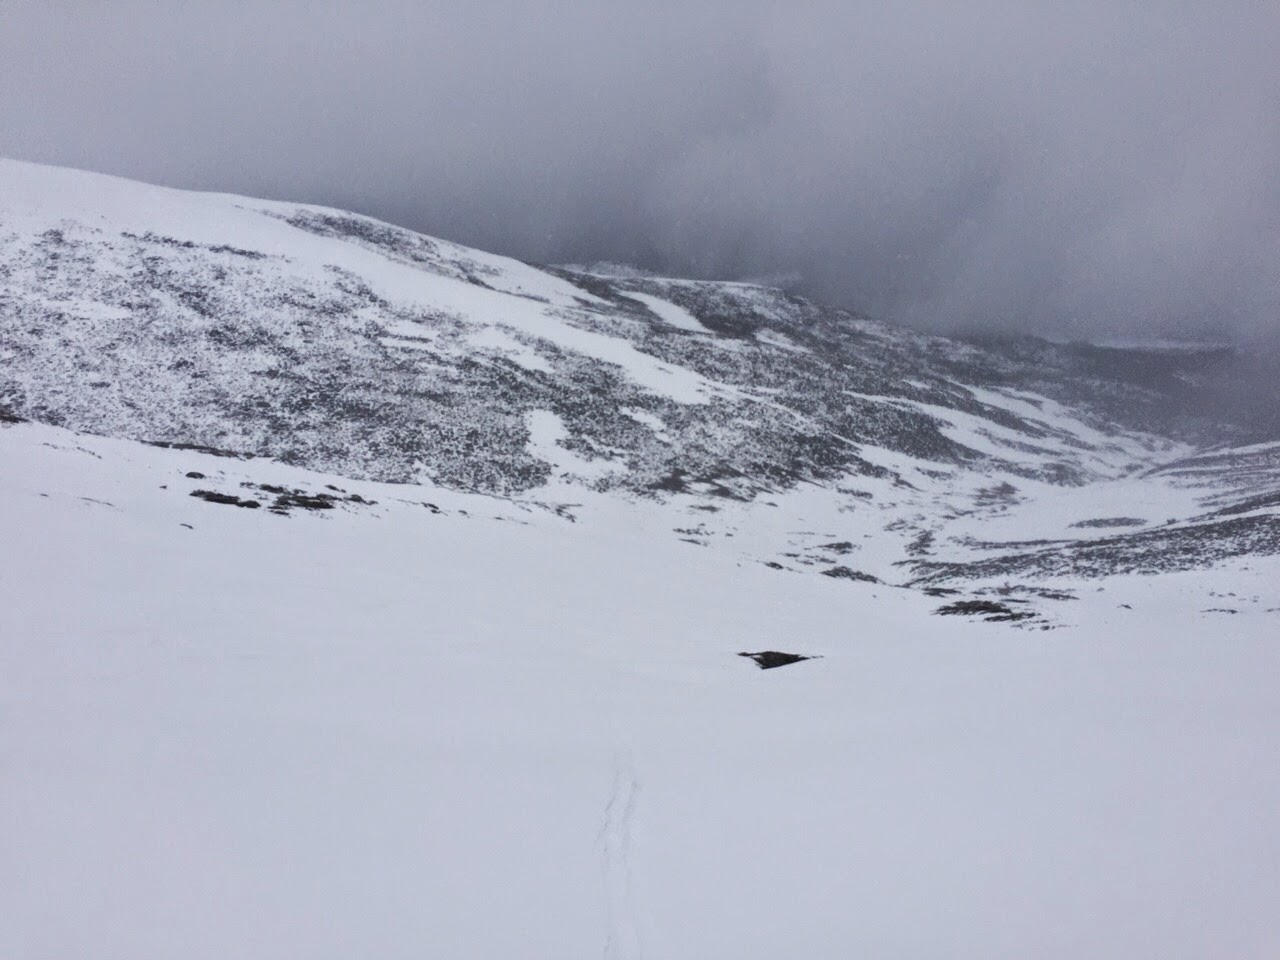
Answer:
2, 0, 1278, 341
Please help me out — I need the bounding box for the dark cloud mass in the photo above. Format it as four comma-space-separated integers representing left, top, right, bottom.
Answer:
2, 0, 1278, 342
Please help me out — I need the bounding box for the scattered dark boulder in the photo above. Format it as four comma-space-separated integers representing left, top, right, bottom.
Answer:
190, 489, 260, 508
818, 541, 855, 554
214, 482, 383, 514
278, 493, 337, 509
185, 471, 206, 479
738, 650, 817, 670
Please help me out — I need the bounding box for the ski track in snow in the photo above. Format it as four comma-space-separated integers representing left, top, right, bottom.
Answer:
600, 751, 643, 960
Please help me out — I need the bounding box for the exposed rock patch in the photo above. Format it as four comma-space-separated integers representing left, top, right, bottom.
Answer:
190, 489, 260, 509
738, 651, 817, 670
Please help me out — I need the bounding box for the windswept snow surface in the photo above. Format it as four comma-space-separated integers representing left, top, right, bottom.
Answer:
4, 420, 1280, 959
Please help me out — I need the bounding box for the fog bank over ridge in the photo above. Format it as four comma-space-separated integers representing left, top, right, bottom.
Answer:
2, 0, 1278, 342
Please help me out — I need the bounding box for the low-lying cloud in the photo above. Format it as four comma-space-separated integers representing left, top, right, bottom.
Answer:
3, 0, 1278, 342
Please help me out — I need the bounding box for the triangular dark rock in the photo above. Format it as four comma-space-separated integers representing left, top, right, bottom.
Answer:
738, 650, 816, 670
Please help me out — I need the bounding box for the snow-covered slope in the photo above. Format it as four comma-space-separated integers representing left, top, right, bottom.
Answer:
4, 416, 1280, 959
3, 158, 1277, 599
5, 159, 1280, 956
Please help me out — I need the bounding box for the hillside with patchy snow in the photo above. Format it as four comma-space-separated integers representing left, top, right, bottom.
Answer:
3, 159, 1278, 603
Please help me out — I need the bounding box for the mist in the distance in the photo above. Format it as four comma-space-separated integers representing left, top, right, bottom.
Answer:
2, 1, 1277, 344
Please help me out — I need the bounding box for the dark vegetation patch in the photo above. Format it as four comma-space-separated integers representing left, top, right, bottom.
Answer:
952, 535, 1067, 551
271, 491, 338, 512
1069, 516, 1147, 529
147, 440, 255, 459
974, 482, 1020, 507
1206, 491, 1280, 517
1026, 588, 1077, 601
0, 407, 26, 424
738, 650, 818, 670
208, 244, 267, 260
913, 515, 1280, 583
980, 584, 1078, 601
818, 541, 855, 554
188, 481, 378, 515
934, 599, 1037, 623
837, 487, 875, 500
9, 226, 1263, 507
647, 467, 750, 500
190, 489, 260, 508
821, 565, 880, 583
542, 267, 640, 307
240, 482, 378, 515
122, 231, 267, 260
906, 530, 936, 556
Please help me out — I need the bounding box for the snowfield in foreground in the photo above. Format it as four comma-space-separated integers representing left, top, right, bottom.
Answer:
4, 160, 1280, 957
4, 420, 1280, 959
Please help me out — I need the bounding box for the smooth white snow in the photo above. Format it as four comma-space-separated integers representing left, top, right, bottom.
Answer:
3, 420, 1279, 959
525, 409, 622, 484
623, 292, 711, 333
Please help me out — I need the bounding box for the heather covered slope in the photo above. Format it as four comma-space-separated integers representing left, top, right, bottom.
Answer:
7, 159, 1279, 586
0, 158, 1218, 495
